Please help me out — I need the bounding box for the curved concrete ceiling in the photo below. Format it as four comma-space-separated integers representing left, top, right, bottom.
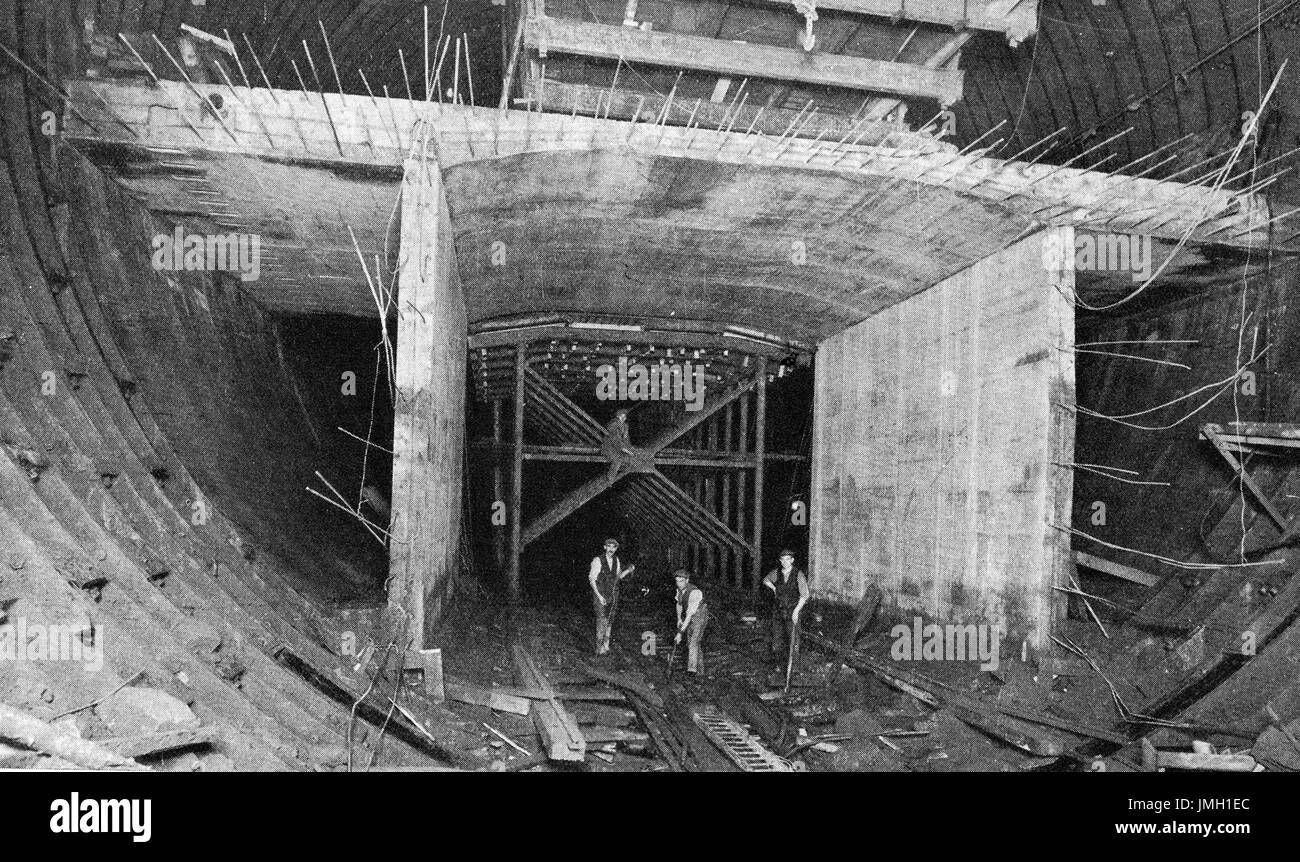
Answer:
446, 147, 1032, 342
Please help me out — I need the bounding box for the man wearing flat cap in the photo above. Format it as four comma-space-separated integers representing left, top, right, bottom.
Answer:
763, 549, 810, 666
673, 569, 709, 674
589, 537, 634, 655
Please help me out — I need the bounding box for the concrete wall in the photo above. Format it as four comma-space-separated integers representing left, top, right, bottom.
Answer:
390, 159, 468, 648
809, 229, 1075, 648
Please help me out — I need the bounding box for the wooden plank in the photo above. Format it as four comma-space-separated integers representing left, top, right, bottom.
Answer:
862, 31, 972, 122
526, 15, 965, 103
950, 705, 1064, 756
625, 695, 686, 771
511, 642, 585, 761
751, 357, 767, 590
718, 0, 1038, 41
1202, 426, 1290, 531
553, 685, 626, 702
445, 679, 532, 716
1204, 422, 1300, 442
643, 375, 762, 453
571, 703, 637, 727
492, 399, 506, 568
522, 77, 903, 143
1215, 434, 1300, 450
521, 471, 620, 547
508, 343, 526, 602
1073, 550, 1160, 588
576, 662, 665, 709
1156, 751, 1257, 772
580, 726, 650, 744
97, 726, 221, 759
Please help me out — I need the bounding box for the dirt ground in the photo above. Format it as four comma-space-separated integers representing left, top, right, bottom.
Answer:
427, 577, 1112, 772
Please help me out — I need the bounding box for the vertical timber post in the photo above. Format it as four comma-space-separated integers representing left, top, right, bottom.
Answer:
721, 402, 733, 586
390, 155, 466, 649
492, 398, 505, 568
737, 393, 749, 587
750, 357, 767, 592
508, 341, 527, 603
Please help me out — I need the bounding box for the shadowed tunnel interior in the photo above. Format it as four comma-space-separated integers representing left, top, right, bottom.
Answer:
2, 0, 1300, 779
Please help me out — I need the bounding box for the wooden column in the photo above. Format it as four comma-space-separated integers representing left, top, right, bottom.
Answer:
721, 403, 733, 587
750, 358, 768, 591
389, 156, 467, 648
736, 394, 749, 588
492, 398, 505, 568
703, 415, 717, 580
508, 342, 527, 604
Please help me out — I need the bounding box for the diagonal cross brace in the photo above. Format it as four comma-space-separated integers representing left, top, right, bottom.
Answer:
520, 370, 761, 548
1202, 425, 1291, 532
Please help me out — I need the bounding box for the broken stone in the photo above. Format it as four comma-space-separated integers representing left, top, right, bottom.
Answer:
96, 686, 201, 737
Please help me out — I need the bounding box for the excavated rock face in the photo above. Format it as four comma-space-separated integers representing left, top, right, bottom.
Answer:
0, 0, 413, 770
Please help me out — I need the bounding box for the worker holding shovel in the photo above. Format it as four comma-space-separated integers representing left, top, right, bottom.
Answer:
672, 569, 710, 675
763, 550, 810, 675
589, 538, 635, 656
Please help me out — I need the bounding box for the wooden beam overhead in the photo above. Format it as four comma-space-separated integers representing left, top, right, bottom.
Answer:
468, 323, 806, 356
525, 13, 965, 103
520, 77, 906, 144
721, 0, 1038, 44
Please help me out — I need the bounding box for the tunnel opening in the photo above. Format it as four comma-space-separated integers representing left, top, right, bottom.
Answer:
473, 359, 815, 611
275, 312, 395, 602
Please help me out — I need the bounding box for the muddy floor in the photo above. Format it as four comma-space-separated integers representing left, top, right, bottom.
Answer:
424, 578, 1120, 772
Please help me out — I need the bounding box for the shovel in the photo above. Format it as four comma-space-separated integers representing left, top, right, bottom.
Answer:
782, 614, 800, 693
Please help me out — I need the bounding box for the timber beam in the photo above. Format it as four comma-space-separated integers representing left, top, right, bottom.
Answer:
733, 0, 1039, 44
64, 79, 1295, 262
514, 363, 767, 549
525, 12, 965, 104
471, 441, 808, 468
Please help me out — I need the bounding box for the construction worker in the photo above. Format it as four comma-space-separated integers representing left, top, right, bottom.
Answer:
601, 409, 635, 482
673, 569, 709, 674
589, 538, 634, 655
763, 549, 809, 667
